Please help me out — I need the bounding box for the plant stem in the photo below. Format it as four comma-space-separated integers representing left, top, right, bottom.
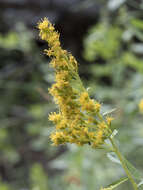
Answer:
109, 137, 138, 190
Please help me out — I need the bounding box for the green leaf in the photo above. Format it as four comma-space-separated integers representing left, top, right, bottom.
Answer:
103, 177, 128, 189
107, 152, 121, 164
108, 151, 143, 182
30, 163, 49, 190
103, 108, 117, 116
110, 130, 118, 139
131, 19, 143, 30
138, 180, 143, 187
123, 157, 143, 182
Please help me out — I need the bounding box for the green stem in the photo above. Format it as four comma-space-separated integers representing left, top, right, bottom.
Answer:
109, 137, 138, 190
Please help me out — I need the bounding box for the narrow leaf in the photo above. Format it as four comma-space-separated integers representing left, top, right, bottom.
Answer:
110, 130, 118, 139
123, 157, 143, 181
103, 177, 128, 189
138, 180, 143, 187
107, 152, 121, 164
103, 108, 117, 116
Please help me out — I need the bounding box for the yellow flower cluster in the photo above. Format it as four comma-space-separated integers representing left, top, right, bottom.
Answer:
139, 99, 143, 114
38, 18, 113, 148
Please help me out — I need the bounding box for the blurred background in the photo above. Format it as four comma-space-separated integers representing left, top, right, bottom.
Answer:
0, 0, 143, 189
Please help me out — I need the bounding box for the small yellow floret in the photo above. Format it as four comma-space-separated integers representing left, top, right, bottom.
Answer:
49, 112, 62, 123
50, 131, 68, 145
55, 71, 69, 82
98, 121, 108, 129
56, 119, 67, 130
139, 99, 143, 113
38, 18, 49, 30
96, 130, 103, 141
106, 117, 114, 125
79, 92, 89, 104
87, 116, 95, 123
95, 102, 101, 112
82, 100, 95, 112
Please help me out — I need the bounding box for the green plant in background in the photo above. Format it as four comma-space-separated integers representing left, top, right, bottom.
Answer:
83, 24, 122, 61
30, 163, 49, 190
139, 99, 143, 114
0, 178, 11, 190
0, 23, 65, 189
38, 18, 143, 190
0, 1, 143, 190
81, 1, 143, 189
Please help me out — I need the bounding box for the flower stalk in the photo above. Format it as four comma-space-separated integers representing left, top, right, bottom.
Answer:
109, 137, 138, 190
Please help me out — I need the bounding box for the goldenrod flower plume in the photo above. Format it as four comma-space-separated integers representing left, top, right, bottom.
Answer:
38, 18, 113, 148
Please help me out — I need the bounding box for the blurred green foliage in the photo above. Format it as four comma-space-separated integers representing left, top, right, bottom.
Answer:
82, 1, 143, 189
0, 22, 61, 189
30, 163, 49, 190
0, 0, 143, 190
83, 24, 122, 61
